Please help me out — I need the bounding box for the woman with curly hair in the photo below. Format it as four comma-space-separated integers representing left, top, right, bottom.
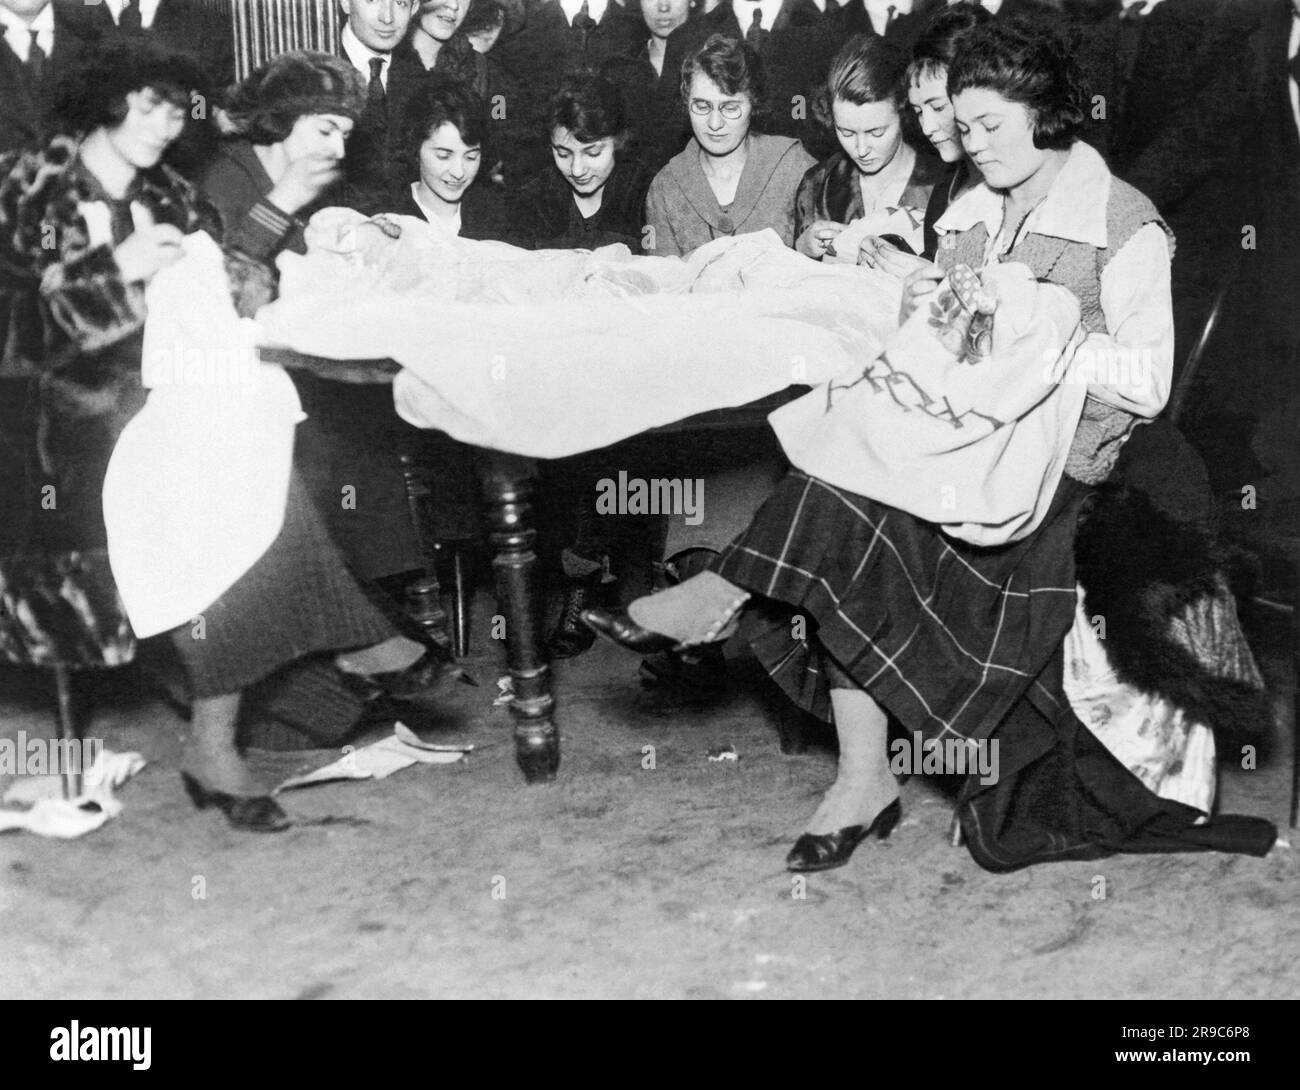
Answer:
384, 70, 509, 238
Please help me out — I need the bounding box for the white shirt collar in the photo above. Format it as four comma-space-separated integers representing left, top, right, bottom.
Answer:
735, 0, 785, 34
411, 183, 463, 235
559, 0, 609, 25
864, 0, 913, 35
934, 141, 1112, 250
1121, 0, 1167, 12
0, 3, 54, 61
342, 23, 392, 85
104, 0, 163, 28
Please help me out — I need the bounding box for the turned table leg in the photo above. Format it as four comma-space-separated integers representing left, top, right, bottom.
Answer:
483, 453, 559, 782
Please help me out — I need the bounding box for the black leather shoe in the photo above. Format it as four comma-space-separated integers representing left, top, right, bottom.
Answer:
785, 798, 901, 873
638, 645, 729, 701
545, 577, 603, 660
580, 608, 676, 654
342, 651, 476, 704
181, 772, 291, 833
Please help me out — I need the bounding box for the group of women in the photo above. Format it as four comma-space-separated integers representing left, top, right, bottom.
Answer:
0, 3, 1277, 869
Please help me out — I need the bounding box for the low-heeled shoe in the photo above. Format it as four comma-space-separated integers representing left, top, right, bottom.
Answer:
579, 608, 676, 654
342, 651, 476, 704
181, 772, 291, 833
785, 798, 901, 872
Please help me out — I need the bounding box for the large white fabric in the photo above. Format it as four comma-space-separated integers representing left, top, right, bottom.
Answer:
103, 231, 303, 638
256, 214, 1092, 546
256, 216, 903, 458
772, 262, 1089, 545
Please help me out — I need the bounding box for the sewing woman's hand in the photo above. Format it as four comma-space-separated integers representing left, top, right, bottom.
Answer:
795, 220, 846, 259
858, 237, 931, 280
112, 218, 184, 283
899, 262, 945, 324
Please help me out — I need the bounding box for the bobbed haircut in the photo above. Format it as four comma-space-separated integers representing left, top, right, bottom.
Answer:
946, 20, 1085, 151
680, 33, 766, 115
462, 0, 506, 35
392, 71, 489, 186
907, 2, 992, 85
222, 51, 366, 145
827, 34, 907, 109
52, 37, 207, 135
546, 70, 629, 147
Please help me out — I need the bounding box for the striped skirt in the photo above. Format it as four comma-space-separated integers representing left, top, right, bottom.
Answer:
713, 469, 1092, 750
169, 472, 396, 698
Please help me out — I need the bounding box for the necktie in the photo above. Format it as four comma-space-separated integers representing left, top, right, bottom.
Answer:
367, 56, 386, 112
883, 4, 897, 34
574, 0, 596, 38
119, 0, 143, 31
27, 30, 44, 82
1121, 1, 1148, 19
746, 7, 763, 49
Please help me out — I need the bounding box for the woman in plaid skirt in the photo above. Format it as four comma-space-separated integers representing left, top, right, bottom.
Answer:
585, 20, 1277, 872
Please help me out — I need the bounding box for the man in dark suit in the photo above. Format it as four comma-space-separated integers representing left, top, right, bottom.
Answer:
336, 0, 423, 214
0, 0, 101, 155
1073, 0, 1258, 377
1227, 0, 1300, 508
491, 0, 646, 185
88, 0, 234, 87
832, 0, 943, 53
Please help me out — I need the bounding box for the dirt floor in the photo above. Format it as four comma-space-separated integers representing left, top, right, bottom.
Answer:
0, 592, 1295, 1001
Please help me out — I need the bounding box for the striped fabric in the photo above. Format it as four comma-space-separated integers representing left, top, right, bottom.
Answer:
169, 472, 396, 697
714, 469, 1091, 747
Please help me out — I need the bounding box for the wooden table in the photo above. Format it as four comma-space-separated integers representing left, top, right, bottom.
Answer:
268, 347, 803, 783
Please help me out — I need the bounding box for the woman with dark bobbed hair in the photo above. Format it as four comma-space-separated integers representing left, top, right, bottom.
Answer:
507, 71, 652, 252
587, 19, 1277, 872
645, 34, 815, 256
504, 71, 654, 658
0, 39, 429, 833
903, 2, 992, 261
386, 70, 510, 238
793, 34, 944, 262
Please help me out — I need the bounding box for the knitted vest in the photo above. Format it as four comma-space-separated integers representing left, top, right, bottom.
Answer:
936, 175, 1172, 484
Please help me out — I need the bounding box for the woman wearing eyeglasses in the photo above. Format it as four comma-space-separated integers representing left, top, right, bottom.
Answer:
644, 33, 815, 257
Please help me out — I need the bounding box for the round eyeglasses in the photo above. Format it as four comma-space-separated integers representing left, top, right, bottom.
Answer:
688, 99, 747, 120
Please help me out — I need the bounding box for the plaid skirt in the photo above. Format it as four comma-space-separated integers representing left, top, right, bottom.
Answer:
714, 470, 1093, 750
169, 472, 397, 697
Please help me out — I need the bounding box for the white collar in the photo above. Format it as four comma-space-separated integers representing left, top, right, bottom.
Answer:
342, 23, 396, 75
934, 141, 1112, 249
735, 0, 785, 33
411, 183, 463, 234
0, 3, 55, 37
1121, 0, 1167, 12
104, 0, 163, 27
559, 0, 609, 25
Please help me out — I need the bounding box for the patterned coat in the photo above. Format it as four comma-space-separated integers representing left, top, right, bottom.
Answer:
0, 135, 269, 551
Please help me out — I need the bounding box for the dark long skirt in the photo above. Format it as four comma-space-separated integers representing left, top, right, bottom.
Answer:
169, 472, 396, 698
714, 470, 1276, 870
